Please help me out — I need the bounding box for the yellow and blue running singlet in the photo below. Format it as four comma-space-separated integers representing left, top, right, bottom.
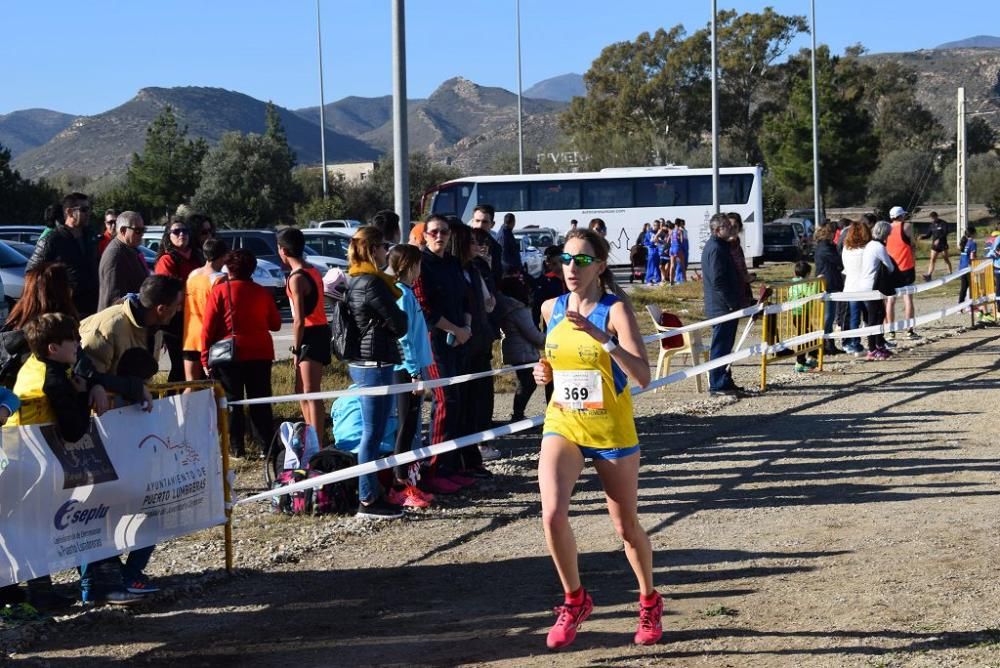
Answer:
542, 293, 638, 449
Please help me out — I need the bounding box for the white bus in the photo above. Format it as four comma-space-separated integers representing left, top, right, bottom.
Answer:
422, 165, 764, 267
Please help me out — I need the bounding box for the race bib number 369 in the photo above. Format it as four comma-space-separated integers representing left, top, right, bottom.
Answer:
553, 371, 604, 411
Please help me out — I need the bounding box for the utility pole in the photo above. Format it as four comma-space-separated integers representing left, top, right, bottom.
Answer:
810, 0, 822, 227
710, 0, 719, 215
515, 0, 524, 174
316, 0, 328, 199
956, 87, 967, 243
392, 0, 411, 237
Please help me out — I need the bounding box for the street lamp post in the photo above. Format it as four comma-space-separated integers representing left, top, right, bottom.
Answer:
392, 0, 411, 236
316, 0, 329, 199
710, 0, 719, 215
515, 0, 524, 175
810, 0, 822, 226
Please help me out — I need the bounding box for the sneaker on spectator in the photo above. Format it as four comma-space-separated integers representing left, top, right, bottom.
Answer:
886, 331, 896, 341
922, 273, 932, 282
445, 472, 477, 488
422, 476, 461, 495
794, 363, 811, 373
125, 575, 160, 595
906, 329, 921, 340
546, 591, 594, 650
81, 588, 143, 606
479, 445, 502, 461
355, 496, 403, 520
866, 350, 881, 361
883, 339, 897, 349
388, 486, 430, 509
409, 485, 434, 505
805, 358, 819, 369
634, 591, 664, 645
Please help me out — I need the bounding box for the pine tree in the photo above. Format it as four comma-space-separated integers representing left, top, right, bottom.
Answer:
126, 105, 208, 218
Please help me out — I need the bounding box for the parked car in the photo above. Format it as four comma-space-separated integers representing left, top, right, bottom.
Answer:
213, 229, 345, 271
0, 225, 47, 244
515, 226, 560, 251
517, 237, 545, 278
763, 222, 810, 262
0, 240, 27, 306
302, 229, 351, 264
308, 219, 363, 230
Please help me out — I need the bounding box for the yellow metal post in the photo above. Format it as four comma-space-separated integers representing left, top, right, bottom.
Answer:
214, 383, 234, 574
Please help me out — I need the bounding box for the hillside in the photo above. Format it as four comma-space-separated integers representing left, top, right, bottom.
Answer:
296, 77, 568, 172
935, 35, 1000, 49
866, 47, 1000, 134
0, 109, 76, 159
11, 87, 377, 182
523, 73, 586, 102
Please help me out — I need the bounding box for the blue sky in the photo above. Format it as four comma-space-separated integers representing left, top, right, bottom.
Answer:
1, 0, 994, 116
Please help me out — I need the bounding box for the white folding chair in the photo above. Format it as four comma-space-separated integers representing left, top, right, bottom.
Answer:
646, 304, 708, 393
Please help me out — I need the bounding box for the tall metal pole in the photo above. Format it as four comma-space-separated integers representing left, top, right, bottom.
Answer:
515, 0, 525, 174
810, 0, 822, 226
392, 0, 411, 237
957, 87, 967, 243
710, 0, 720, 214
316, 0, 329, 200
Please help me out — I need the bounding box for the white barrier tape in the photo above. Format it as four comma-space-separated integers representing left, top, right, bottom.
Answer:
642, 303, 763, 343
763, 293, 827, 315
825, 264, 979, 303
764, 330, 824, 355
824, 299, 982, 340
634, 345, 760, 393
229, 363, 535, 406
236, 415, 545, 505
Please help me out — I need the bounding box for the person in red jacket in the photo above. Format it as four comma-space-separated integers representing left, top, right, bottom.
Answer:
202, 250, 281, 457
156, 217, 203, 381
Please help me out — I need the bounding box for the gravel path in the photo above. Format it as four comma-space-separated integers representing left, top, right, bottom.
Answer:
6, 306, 1000, 667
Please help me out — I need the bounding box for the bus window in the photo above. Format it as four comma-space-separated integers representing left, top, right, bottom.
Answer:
583, 180, 634, 208
635, 177, 683, 207
432, 188, 457, 215
720, 174, 754, 204
687, 175, 713, 206
530, 182, 581, 211
479, 182, 528, 212
431, 183, 472, 217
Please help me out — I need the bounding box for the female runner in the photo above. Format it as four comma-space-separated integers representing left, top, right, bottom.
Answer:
533, 228, 662, 650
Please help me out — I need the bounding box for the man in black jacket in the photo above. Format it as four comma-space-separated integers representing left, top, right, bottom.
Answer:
702, 213, 743, 395
26, 192, 100, 317
469, 204, 503, 290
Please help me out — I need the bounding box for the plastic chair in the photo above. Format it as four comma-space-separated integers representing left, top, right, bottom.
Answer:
646, 304, 708, 393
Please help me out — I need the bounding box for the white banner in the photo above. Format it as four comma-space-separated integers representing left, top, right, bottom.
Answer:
0, 389, 225, 587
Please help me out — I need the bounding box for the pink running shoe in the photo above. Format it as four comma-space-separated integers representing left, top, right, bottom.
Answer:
546, 591, 594, 650
408, 485, 434, 504
634, 591, 664, 645
422, 476, 461, 495
445, 473, 476, 488
388, 487, 429, 509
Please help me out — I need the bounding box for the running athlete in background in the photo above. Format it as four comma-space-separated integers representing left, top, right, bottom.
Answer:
533, 228, 662, 650
920, 211, 952, 280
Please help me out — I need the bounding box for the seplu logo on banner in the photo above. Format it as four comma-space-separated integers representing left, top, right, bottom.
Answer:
53, 499, 110, 531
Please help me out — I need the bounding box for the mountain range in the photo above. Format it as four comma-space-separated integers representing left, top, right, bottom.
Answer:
4, 38, 1000, 183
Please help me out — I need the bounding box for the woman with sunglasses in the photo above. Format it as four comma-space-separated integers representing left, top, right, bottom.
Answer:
533, 228, 661, 650
155, 216, 203, 381
344, 226, 409, 519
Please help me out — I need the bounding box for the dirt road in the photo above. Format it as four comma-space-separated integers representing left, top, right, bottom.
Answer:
7, 316, 1000, 667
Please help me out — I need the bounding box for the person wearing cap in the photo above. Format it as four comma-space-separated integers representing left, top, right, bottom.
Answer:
885, 206, 920, 340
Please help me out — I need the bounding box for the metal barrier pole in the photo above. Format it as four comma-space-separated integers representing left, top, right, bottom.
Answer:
817, 278, 826, 371
760, 297, 770, 391
214, 383, 234, 574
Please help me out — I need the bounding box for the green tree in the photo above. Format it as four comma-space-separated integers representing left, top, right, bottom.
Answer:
762, 177, 787, 222
126, 105, 208, 219
365, 153, 462, 220
966, 116, 997, 156
561, 9, 806, 167
193, 131, 303, 228
0, 144, 60, 226
866, 148, 939, 214
862, 55, 945, 152
760, 45, 880, 206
